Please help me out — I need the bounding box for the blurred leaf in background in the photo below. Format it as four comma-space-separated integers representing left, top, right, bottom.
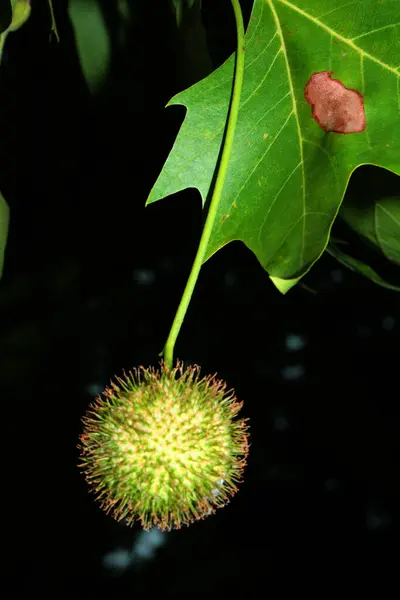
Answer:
169, 0, 212, 88
327, 240, 400, 292
170, 0, 199, 28
338, 193, 400, 274
9, 0, 31, 31
116, 0, 135, 47
68, 0, 111, 94
0, 192, 9, 280
375, 197, 400, 264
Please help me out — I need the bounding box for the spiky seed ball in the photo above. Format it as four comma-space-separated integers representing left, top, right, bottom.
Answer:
78, 361, 249, 531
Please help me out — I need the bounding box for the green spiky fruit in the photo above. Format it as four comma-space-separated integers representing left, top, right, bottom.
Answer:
78, 361, 249, 531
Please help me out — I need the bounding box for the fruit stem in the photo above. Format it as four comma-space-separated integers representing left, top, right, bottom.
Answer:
163, 0, 245, 369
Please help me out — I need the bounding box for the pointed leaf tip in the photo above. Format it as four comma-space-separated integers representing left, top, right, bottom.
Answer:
270, 275, 301, 294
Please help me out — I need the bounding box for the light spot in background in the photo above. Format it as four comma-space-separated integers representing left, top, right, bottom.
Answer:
133, 268, 156, 285
160, 257, 174, 272
382, 316, 395, 331
131, 528, 166, 562
365, 508, 392, 532
330, 269, 344, 283
86, 297, 102, 309
103, 548, 132, 571
266, 464, 280, 479
224, 270, 237, 287
102, 529, 167, 574
285, 333, 307, 351
324, 478, 338, 492
357, 324, 372, 338
281, 364, 305, 380
85, 382, 105, 396
274, 415, 289, 432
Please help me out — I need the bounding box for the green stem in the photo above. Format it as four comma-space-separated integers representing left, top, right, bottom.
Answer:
0, 33, 6, 65
48, 0, 60, 42
163, 0, 245, 369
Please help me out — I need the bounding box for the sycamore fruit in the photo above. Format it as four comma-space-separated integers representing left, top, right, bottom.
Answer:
79, 361, 249, 531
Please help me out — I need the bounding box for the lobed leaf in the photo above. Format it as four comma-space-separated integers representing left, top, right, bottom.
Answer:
148, 0, 400, 293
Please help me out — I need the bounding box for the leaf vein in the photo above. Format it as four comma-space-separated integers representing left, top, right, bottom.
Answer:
377, 204, 400, 227
278, 0, 400, 77
302, 138, 339, 188
241, 92, 291, 146
315, 1, 359, 20
241, 48, 283, 109
231, 109, 295, 211
257, 161, 302, 245
245, 0, 266, 44
245, 32, 279, 71
351, 22, 400, 41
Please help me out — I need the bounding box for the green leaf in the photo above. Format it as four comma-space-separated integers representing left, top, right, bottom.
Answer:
148, 0, 400, 292
9, 0, 31, 32
339, 198, 379, 248
0, 0, 11, 34
375, 196, 400, 264
0, 191, 9, 280
327, 242, 400, 292
68, 0, 111, 94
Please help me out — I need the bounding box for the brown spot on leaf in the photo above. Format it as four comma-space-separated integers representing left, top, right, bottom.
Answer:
263, 133, 269, 139
304, 71, 366, 134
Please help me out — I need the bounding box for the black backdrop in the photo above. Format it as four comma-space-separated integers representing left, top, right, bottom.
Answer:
1, 1, 399, 597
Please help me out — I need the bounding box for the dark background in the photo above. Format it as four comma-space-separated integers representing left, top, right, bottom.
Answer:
1, 1, 399, 597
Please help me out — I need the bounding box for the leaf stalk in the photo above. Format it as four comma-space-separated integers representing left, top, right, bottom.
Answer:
163, 0, 245, 368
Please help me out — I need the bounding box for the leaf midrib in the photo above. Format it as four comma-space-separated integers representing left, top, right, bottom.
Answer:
268, 0, 306, 266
